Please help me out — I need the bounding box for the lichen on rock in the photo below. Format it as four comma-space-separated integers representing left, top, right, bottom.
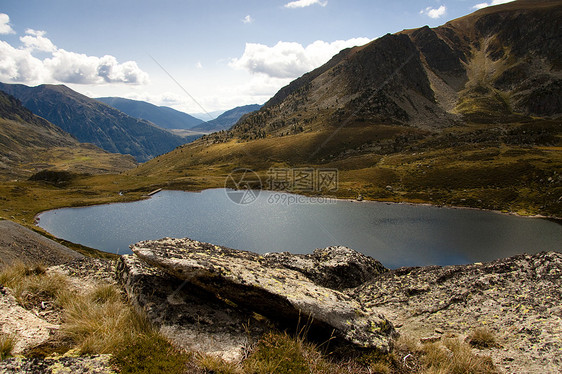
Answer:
128, 237, 396, 352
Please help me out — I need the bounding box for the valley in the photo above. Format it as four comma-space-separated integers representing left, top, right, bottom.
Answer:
0, 1, 561, 372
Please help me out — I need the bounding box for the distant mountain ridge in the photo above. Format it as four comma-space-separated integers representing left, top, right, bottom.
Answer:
0, 90, 136, 179
192, 104, 261, 133
96, 97, 204, 130
0, 83, 186, 162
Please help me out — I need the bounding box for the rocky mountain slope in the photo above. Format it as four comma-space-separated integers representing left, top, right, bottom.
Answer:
226, 0, 560, 141
191, 104, 261, 133
96, 97, 204, 130
129, 0, 562, 217
0, 90, 136, 180
0, 83, 186, 162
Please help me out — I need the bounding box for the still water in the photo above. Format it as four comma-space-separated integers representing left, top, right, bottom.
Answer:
37, 189, 562, 268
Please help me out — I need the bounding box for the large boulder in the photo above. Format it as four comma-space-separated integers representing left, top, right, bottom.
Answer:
264, 246, 387, 290
131, 237, 396, 352
116, 254, 269, 361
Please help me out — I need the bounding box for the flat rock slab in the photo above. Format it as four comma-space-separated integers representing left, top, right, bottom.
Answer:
350, 251, 562, 373
0, 286, 59, 355
117, 254, 269, 362
131, 237, 395, 351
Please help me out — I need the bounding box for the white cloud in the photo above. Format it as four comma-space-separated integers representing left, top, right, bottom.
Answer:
285, 0, 327, 9
420, 5, 446, 19
0, 41, 46, 82
229, 37, 371, 79
0, 27, 149, 85
0, 13, 15, 34
243, 15, 253, 24
472, 0, 514, 9
196, 61, 203, 69
20, 29, 57, 52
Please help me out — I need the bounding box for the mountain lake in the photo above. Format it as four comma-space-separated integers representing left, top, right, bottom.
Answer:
36, 189, 562, 268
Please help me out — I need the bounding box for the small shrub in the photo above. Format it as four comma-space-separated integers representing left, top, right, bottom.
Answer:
28, 170, 76, 186
112, 332, 191, 374
0, 333, 16, 360
469, 327, 498, 349
195, 353, 242, 374
243, 331, 311, 373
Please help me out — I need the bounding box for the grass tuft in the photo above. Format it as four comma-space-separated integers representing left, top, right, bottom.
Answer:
0, 261, 68, 308
195, 353, 242, 374
243, 331, 311, 373
422, 338, 498, 374
0, 333, 16, 360
469, 327, 498, 349
112, 331, 191, 374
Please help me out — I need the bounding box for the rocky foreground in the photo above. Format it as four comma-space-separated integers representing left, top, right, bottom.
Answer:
120, 237, 562, 373
1, 223, 561, 373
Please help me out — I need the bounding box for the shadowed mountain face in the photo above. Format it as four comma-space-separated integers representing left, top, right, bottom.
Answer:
0, 83, 186, 162
96, 97, 204, 130
191, 104, 262, 133
0, 90, 136, 179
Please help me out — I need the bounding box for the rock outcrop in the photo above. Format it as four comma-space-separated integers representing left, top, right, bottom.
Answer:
350, 251, 562, 373
263, 246, 387, 291
118, 236, 561, 372
126, 238, 396, 353
116, 254, 269, 362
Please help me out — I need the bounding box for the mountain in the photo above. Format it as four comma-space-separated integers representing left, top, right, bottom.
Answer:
191, 104, 262, 133
0, 83, 186, 162
130, 0, 562, 217
96, 97, 204, 130
0, 90, 136, 179
223, 0, 561, 145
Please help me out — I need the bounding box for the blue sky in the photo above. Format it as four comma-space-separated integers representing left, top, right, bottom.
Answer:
0, 0, 513, 115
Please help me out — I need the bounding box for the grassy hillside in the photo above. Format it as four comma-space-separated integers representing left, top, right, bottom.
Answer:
0, 91, 136, 181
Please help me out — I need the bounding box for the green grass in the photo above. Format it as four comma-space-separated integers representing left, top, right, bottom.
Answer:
112, 332, 192, 374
